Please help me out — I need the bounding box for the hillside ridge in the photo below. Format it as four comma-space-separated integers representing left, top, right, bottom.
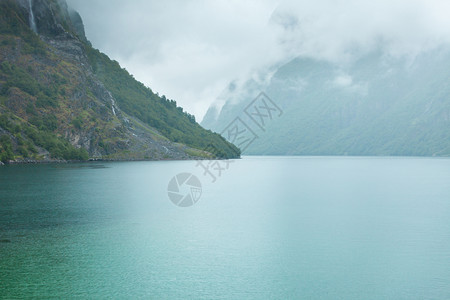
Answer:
0, 0, 240, 163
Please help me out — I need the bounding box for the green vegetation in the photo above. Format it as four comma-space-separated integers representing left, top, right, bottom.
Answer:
0, 113, 88, 162
0, 1, 46, 55
0, 134, 14, 162
0, 1, 88, 162
86, 47, 239, 158
1, 63, 39, 96
0, 0, 240, 163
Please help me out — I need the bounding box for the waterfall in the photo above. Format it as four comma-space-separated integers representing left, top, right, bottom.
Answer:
28, 0, 37, 33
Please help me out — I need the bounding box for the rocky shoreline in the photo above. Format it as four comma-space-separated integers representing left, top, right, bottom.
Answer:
0, 155, 230, 166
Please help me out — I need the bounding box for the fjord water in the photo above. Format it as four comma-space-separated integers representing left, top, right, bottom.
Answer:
1, 157, 450, 299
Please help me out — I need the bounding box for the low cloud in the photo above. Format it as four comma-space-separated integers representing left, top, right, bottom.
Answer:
68, 0, 450, 120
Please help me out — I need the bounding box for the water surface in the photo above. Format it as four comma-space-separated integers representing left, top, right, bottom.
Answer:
1, 157, 450, 299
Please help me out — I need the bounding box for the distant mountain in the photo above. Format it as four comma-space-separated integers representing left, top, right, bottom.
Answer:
202, 50, 450, 156
0, 0, 239, 163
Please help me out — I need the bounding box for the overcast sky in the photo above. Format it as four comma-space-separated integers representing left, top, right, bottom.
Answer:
67, 0, 450, 121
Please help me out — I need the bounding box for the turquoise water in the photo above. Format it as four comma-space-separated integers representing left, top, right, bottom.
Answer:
1, 157, 450, 299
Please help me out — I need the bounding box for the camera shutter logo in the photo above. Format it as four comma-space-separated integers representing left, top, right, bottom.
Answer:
167, 173, 202, 207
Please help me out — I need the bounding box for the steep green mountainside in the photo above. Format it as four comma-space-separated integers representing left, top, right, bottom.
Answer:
0, 0, 239, 163
202, 50, 450, 156
85, 48, 237, 156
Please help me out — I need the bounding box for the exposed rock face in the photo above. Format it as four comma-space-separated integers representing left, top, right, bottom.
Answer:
67, 9, 86, 42
0, 0, 240, 162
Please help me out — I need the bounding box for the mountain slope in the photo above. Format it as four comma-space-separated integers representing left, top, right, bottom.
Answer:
202, 50, 450, 156
0, 0, 240, 163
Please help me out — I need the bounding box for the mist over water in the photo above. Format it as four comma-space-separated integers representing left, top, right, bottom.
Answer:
2, 1, 449, 298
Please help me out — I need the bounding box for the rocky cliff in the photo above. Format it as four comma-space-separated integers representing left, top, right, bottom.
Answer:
0, 0, 240, 163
